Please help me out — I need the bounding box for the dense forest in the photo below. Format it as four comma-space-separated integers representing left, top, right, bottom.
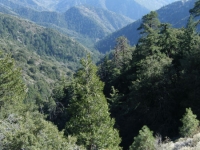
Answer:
1, 0, 200, 150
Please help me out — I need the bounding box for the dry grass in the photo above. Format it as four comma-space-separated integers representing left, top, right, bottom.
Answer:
155, 133, 200, 150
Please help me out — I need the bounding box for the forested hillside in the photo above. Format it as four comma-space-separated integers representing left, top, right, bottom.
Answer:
0, 4, 132, 48
2, 0, 200, 150
0, 0, 149, 20
1, 0, 179, 20
95, 0, 195, 53
0, 12, 101, 107
97, 1, 200, 148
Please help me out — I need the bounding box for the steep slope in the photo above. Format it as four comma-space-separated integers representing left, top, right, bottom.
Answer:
0, 12, 98, 102
0, 4, 133, 48
0, 0, 182, 20
64, 5, 133, 40
95, 0, 195, 53
0, 0, 149, 20
56, 0, 149, 20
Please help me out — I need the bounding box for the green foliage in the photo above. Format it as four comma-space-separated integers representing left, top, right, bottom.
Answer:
98, 10, 200, 149
0, 111, 85, 150
190, 0, 200, 17
138, 11, 160, 34
129, 126, 155, 150
113, 36, 133, 72
0, 52, 26, 108
46, 78, 71, 130
0, 3, 133, 49
0, 13, 92, 69
179, 108, 199, 137
136, 11, 161, 61
65, 56, 121, 149
136, 54, 172, 81
0, 13, 100, 110
0, 51, 84, 150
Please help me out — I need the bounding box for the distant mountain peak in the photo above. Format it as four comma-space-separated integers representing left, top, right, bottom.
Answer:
134, 0, 181, 10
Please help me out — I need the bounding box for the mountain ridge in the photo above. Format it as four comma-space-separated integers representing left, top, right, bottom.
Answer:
0, 4, 133, 48
95, 0, 195, 53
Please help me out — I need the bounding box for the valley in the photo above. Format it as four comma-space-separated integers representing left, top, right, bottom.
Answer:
1, 0, 200, 150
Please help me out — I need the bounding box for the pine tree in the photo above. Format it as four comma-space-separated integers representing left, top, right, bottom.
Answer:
113, 36, 132, 71
129, 125, 155, 150
137, 11, 160, 35
0, 52, 26, 109
179, 108, 199, 137
180, 15, 200, 57
65, 55, 121, 150
190, 0, 200, 17
136, 11, 161, 60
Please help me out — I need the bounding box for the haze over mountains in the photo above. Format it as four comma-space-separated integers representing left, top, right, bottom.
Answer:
96, 0, 195, 53
0, 0, 180, 20
0, 0, 195, 54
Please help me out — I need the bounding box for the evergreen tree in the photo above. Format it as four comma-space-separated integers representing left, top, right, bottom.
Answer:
0, 52, 26, 109
158, 23, 180, 58
136, 11, 161, 60
180, 15, 200, 56
190, 0, 200, 17
129, 125, 155, 150
179, 108, 199, 137
65, 56, 121, 150
0, 51, 83, 150
137, 11, 160, 35
113, 36, 132, 72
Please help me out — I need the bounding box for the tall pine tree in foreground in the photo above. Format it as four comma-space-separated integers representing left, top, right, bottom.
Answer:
65, 56, 121, 150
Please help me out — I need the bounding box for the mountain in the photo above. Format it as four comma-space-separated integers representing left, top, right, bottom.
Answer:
0, 12, 100, 102
64, 5, 133, 39
0, 0, 183, 20
134, 0, 180, 10
56, 0, 149, 20
0, 4, 133, 48
0, 0, 47, 11
0, 0, 149, 20
95, 0, 195, 53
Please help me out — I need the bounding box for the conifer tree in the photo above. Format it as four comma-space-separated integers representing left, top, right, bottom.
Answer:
179, 108, 199, 137
65, 55, 121, 150
129, 125, 155, 150
0, 51, 83, 150
0, 52, 26, 109
136, 11, 161, 60
180, 15, 200, 57
190, 0, 200, 17
113, 36, 132, 71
